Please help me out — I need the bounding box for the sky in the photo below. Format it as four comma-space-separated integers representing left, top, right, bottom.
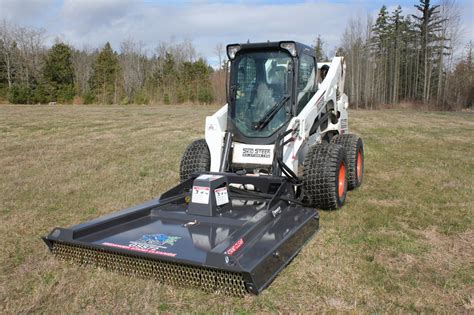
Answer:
1, 0, 473, 66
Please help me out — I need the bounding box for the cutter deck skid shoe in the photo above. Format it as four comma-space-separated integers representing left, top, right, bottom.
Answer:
44, 41, 364, 295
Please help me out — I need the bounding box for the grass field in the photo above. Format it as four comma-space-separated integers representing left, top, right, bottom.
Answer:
0, 105, 472, 313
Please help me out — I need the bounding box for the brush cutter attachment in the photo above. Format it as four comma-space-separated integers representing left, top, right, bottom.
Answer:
43, 173, 319, 295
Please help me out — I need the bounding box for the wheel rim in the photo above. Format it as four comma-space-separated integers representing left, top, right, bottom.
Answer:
338, 162, 346, 198
357, 149, 362, 179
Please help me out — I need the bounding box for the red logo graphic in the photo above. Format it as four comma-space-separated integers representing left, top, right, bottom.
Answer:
226, 238, 244, 256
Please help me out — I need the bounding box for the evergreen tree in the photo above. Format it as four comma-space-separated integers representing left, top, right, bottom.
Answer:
40, 42, 75, 103
193, 58, 213, 104
0, 39, 8, 99
372, 5, 390, 54
371, 5, 390, 103
389, 6, 404, 103
398, 15, 417, 100
412, 0, 447, 103
327, 3, 467, 109
313, 35, 326, 61
161, 52, 176, 103
89, 42, 121, 104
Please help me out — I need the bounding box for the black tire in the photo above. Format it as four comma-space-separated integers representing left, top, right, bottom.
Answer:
303, 143, 348, 210
331, 134, 364, 190
299, 144, 317, 204
179, 139, 210, 182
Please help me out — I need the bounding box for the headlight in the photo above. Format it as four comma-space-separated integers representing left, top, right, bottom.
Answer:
227, 44, 241, 60
280, 42, 296, 57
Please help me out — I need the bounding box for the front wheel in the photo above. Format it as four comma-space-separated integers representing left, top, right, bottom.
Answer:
303, 143, 348, 210
179, 139, 210, 182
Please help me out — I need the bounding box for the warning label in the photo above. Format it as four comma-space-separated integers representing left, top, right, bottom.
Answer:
192, 186, 210, 204
214, 187, 229, 206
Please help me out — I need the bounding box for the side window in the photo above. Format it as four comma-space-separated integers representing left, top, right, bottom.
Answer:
297, 54, 316, 114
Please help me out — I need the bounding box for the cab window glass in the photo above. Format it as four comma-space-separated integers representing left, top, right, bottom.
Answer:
232, 50, 293, 137
297, 54, 316, 114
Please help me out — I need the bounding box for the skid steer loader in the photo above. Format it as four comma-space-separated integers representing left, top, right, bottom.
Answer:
43, 41, 364, 296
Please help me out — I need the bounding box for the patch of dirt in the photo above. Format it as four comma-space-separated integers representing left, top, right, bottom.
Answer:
367, 198, 402, 207
325, 297, 353, 310
374, 251, 417, 275
375, 170, 403, 182
375, 228, 473, 277
420, 228, 473, 266
420, 228, 473, 310
441, 180, 461, 189
372, 228, 473, 311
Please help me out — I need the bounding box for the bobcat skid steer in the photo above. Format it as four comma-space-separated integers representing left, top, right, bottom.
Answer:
43, 41, 364, 296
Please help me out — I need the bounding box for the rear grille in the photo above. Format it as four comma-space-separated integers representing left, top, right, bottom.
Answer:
51, 242, 247, 296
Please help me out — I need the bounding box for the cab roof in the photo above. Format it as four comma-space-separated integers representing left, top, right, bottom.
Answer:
228, 41, 315, 59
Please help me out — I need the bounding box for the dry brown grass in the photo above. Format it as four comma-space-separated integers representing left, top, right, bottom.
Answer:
0, 105, 472, 313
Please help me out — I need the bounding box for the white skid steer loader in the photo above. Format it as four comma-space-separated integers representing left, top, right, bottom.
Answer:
180, 41, 364, 210
43, 41, 365, 296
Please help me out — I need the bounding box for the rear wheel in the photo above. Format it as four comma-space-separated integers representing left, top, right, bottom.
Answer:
179, 139, 210, 182
303, 143, 348, 210
331, 134, 364, 190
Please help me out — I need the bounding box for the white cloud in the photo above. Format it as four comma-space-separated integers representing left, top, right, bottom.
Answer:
60, 0, 135, 30
56, 1, 353, 63
0, 0, 55, 23
1, 0, 472, 65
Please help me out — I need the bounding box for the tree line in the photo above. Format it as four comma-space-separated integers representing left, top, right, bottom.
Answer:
0, 22, 215, 105
337, 0, 472, 110
0, 0, 472, 109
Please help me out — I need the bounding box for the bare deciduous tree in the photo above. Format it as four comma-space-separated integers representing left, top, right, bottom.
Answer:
72, 45, 95, 96
120, 39, 147, 102
0, 20, 15, 89
214, 43, 224, 70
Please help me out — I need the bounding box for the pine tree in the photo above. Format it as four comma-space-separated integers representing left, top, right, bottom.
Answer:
313, 35, 326, 61
412, 0, 447, 104
162, 52, 176, 103
372, 6, 390, 54
371, 5, 390, 104
40, 42, 75, 103
389, 6, 404, 103
193, 58, 213, 104
89, 42, 121, 104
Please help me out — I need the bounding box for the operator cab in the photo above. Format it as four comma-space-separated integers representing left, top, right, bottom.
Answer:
226, 41, 318, 145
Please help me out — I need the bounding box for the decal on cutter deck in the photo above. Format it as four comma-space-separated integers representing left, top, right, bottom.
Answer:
102, 234, 181, 257
192, 186, 210, 204
214, 187, 229, 206
129, 233, 181, 249
226, 238, 244, 256
102, 242, 177, 257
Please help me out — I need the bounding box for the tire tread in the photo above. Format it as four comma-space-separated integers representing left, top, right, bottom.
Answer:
179, 139, 211, 182
303, 143, 347, 210
331, 134, 363, 189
